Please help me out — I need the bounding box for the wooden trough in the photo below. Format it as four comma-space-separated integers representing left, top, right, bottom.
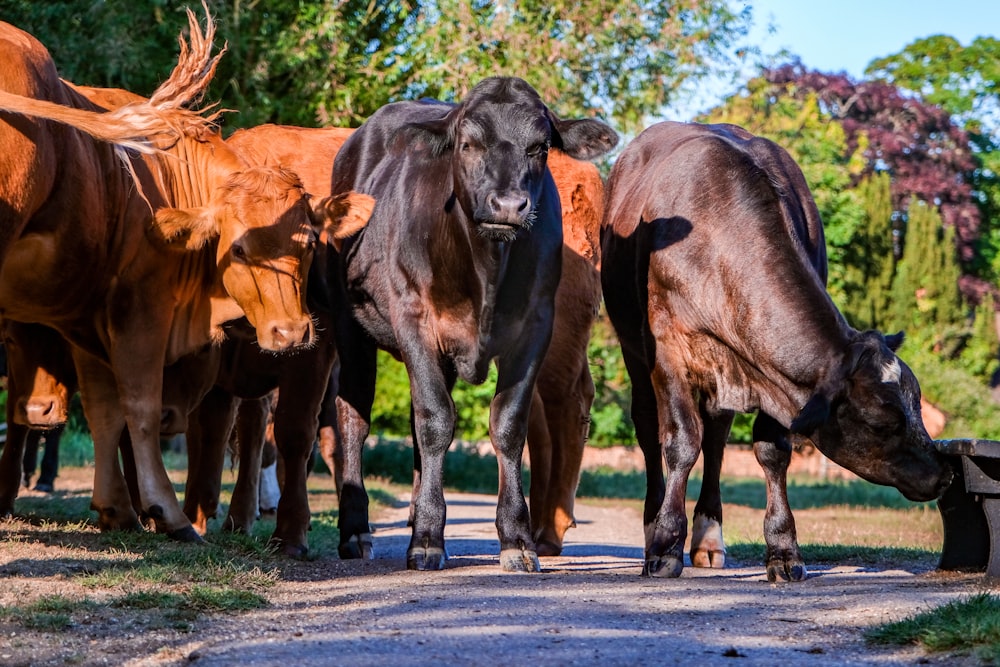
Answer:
936, 439, 1000, 580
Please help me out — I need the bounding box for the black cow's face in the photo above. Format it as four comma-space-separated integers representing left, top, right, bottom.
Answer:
792, 331, 953, 501
401, 77, 618, 243
451, 83, 554, 242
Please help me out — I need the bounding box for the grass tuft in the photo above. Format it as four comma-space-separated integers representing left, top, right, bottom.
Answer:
866, 593, 1000, 663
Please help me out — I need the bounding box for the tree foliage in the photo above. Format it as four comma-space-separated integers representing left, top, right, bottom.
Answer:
0, 1, 753, 134
865, 35, 1000, 297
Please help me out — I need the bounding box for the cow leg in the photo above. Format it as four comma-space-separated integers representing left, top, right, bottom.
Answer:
184, 386, 237, 535
0, 423, 29, 516
271, 349, 336, 559
635, 350, 701, 578
72, 353, 143, 534
317, 360, 341, 492
753, 413, 805, 582
526, 389, 554, 550
690, 404, 732, 569
405, 362, 457, 571
531, 363, 593, 557
334, 326, 377, 560
491, 352, 547, 574
224, 396, 268, 535
105, 326, 200, 541
408, 415, 421, 527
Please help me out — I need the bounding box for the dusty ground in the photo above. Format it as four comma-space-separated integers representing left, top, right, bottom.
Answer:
0, 466, 993, 667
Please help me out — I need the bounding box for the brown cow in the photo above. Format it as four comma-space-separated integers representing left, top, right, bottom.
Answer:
601, 121, 954, 581
0, 321, 77, 510
0, 10, 367, 540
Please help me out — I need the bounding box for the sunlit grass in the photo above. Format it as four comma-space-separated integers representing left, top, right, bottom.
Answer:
866, 593, 1000, 664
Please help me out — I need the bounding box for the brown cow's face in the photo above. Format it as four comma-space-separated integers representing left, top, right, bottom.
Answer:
215, 167, 318, 352
2, 322, 75, 427
152, 169, 374, 353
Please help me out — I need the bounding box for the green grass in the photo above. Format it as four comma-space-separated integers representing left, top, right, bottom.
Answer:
866, 593, 1000, 664
0, 595, 96, 631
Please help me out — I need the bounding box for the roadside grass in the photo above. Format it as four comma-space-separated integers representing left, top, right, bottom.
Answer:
865, 593, 1000, 664
0, 462, 397, 637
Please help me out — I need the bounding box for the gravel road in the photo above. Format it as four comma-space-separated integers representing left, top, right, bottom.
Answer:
171, 492, 988, 667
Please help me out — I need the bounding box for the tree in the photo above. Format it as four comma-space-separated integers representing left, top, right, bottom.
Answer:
844, 173, 896, 330
865, 35, 1000, 297
0, 1, 754, 134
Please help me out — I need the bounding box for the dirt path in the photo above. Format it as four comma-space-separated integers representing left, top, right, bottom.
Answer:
164, 492, 988, 667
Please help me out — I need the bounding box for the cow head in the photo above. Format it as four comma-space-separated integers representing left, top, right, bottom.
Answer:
398, 77, 618, 242
1, 322, 76, 428
153, 167, 374, 352
790, 330, 952, 501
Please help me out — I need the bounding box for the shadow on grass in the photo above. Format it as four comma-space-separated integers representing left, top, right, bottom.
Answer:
363, 440, 935, 511
725, 541, 940, 570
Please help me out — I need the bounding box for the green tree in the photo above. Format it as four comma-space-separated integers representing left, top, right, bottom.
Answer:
0, 1, 754, 133
865, 36, 1000, 291
887, 200, 964, 343
843, 173, 896, 330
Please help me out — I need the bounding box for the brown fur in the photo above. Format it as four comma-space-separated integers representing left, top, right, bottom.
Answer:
0, 11, 364, 540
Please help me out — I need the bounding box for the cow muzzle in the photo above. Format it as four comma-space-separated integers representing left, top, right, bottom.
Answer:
475, 192, 533, 242
258, 317, 313, 352
16, 397, 68, 427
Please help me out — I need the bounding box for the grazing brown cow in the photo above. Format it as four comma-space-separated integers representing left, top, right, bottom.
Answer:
331, 78, 618, 572
0, 321, 77, 511
0, 11, 364, 540
601, 121, 954, 581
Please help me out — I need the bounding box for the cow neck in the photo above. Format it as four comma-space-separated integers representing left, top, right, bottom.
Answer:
734, 297, 854, 429
150, 133, 249, 352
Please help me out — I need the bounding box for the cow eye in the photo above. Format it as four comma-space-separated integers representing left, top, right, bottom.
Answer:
231, 244, 248, 262
527, 143, 549, 158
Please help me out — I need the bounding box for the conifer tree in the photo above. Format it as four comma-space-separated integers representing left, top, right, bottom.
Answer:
843, 173, 895, 329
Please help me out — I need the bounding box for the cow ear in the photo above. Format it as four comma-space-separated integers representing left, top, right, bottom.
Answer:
885, 331, 905, 352
790, 393, 831, 436
152, 207, 219, 250
392, 107, 459, 158
549, 112, 619, 161
312, 192, 376, 251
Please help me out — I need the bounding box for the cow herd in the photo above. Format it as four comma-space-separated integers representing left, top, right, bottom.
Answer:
0, 9, 970, 582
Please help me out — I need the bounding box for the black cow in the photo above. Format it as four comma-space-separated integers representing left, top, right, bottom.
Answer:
600, 121, 954, 581
331, 77, 618, 572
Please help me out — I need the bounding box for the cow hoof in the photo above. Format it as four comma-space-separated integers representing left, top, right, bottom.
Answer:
766, 559, 807, 583
643, 555, 683, 578
407, 546, 447, 571
94, 506, 144, 533
534, 540, 563, 558
499, 549, 541, 573
338, 533, 374, 560
167, 526, 205, 543
691, 548, 726, 569
221, 515, 253, 535
270, 538, 309, 560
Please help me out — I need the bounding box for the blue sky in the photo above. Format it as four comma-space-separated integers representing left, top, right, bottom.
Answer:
744, 0, 1000, 78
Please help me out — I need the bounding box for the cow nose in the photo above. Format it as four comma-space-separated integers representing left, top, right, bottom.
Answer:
266, 320, 312, 351
24, 398, 60, 426
487, 192, 530, 221
160, 407, 188, 436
